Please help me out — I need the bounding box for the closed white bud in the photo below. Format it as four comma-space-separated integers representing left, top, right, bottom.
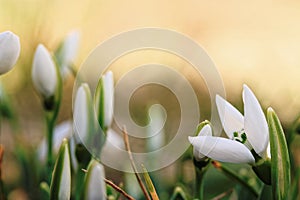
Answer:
50, 139, 71, 200
0, 31, 20, 75
32, 44, 57, 98
83, 160, 106, 200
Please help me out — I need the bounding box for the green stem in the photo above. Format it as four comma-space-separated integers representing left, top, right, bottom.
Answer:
195, 168, 205, 200
46, 113, 55, 182
74, 164, 86, 200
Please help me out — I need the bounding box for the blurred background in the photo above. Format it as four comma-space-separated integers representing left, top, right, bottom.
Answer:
0, 0, 300, 199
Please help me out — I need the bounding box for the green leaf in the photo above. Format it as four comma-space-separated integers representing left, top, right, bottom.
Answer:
50, 138, 71, 200
267, 107, 291, 200
141, 165, 159, 200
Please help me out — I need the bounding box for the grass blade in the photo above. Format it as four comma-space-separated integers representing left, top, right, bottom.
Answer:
267, 108, 291, 200
141, 165, 159, 200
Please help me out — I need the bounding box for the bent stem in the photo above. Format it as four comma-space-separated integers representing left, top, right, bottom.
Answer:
195, 168, 205, 200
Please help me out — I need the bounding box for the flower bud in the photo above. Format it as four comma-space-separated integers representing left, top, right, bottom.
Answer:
0, 31, 20, 75
94, 71, 114, 132
83, 159, 106, 200
73, 83, 94, 142
50, 138, 71, 200
32, 44, 57, 98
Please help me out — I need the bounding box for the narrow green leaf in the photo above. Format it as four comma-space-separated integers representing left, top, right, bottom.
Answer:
141, 165, 159, 200
267, 107, 291, 200
50, 138, 71, 200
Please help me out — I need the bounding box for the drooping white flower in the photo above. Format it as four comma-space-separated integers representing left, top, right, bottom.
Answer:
83, 160, 106, 200
189, 84, 269, 164
56, 31, 80, 78
32, 44, 57, 98
38, 121, 72, 163
0, 31, 20, 75
50, 138, 71, 200
94, 71, 114, 131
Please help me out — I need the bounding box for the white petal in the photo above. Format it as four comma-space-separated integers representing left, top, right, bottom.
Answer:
188, 136, 255, 164
196, 124, 212, 137
0, 31, 20, 74
103, 71, 114, 128
84, 160, 106, 200
73, 84, 92, 142
243, 84, 269, 157
32, 44, 57, 97
193, 124, 212, 160
216, 95, 244, 139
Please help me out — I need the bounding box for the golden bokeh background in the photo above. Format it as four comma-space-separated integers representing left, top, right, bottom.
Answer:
1, 0, 299, 124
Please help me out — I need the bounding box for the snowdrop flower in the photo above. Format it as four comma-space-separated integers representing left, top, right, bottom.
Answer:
32, 44, 57, 98
50, 138, 71, 200
0, 31, 20, 75
94, 71, 114, 131
73, 83, 94, 142
83, 160, 106, 200
189, 84, 269, 164
56, 31, 80, 78
38, 121, 72, 163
